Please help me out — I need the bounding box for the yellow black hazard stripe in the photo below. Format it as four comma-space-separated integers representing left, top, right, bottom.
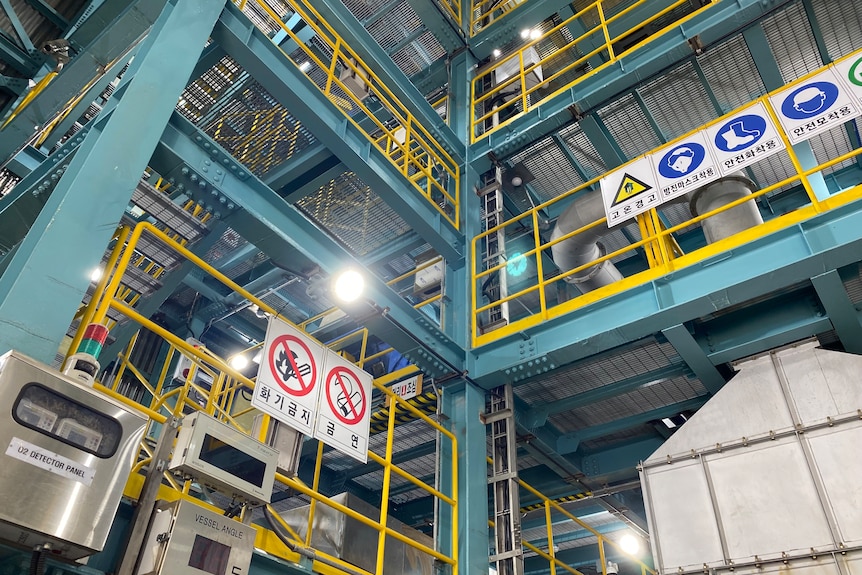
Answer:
520, 492, 592, 513
368, 391, 438, 434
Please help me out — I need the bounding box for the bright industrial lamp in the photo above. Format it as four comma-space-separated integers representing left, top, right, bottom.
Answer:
333, 269, 365, 303
229, 354, 250, 370
620, 533, 641, 556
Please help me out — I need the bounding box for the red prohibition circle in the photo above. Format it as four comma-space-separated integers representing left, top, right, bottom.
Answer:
267, 335, 317, 396
325, 366, 367, 425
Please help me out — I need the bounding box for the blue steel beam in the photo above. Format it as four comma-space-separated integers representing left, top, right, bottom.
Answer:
404, 0, 464, 53
556, 396, 709, 455
521, 362, 692, 428
0, 0, 37, 54
473, 0, 798, 162
699, 289, 831, 364
23, 0, 69, 30
468, 196, 862, 386
0, 29, 38, 75
0, 0, 224, 362
811, 270, 862, 355
0, 0, 169, 165
312, 0, 462, 160
37, 46, 139, 152
212, 4, 464, 265
661, 324, 727, 394
154, 113, 466, 375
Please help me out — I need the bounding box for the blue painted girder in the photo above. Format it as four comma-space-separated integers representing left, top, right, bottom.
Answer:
0, 0, 170, 166
471, 0, 799, 162
468, 195, 862, 386
153, 112, 466, 376
313, 0, 463, 161
212, 3, 465, 266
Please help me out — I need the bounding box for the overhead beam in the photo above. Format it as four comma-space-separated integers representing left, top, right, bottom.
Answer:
472, 0, 797, 161
0, 0, 224, 362
811, 270, 862, 354
154, 113, 466, 376
311, 0, 462, 159
0, 0, 169, 165
556, 396, 709, 455
468, 193, 862, 386
521, 362, 691, 428
212, 4, 464, 265
661, 324, 727, 394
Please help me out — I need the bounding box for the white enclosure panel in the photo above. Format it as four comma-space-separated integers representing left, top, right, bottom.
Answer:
707, 439, 834, 561
781, 346, 862, 423
644, 459, 725, 571
807, 423, 862, 544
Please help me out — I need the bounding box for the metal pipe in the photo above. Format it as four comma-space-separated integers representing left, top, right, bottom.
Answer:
549, 191, 623, 294
687, 173, 763, 244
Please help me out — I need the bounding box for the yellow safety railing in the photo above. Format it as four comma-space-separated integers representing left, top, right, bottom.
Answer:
438, 0, 462, 29
470, 0, 524, 36
508, 473, 656, 575
233, 0, 461, 230
471, 50, 862, 347
470, 0, 716, 142
70, 220, 458, 575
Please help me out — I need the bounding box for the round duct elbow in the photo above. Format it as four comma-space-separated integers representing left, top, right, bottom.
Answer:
688, 173, 763, 244
550, 191, 623, 295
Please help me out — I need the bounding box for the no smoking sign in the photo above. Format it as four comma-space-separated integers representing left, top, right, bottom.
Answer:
314, 352, 373, 463
252, 318, 327, 435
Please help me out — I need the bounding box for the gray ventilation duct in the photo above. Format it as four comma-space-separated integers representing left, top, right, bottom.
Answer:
688, 173, 763, 244
550, 191, 623, 294
550, 174, 763, 294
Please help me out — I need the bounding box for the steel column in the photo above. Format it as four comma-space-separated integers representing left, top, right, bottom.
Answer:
0, 0, 225, 361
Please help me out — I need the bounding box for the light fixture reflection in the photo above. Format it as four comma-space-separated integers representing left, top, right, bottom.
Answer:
230, 354, 250, 370
333, 269, 365, 303
620, 533, 640, 556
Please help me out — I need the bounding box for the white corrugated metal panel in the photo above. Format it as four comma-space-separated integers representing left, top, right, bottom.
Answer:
762, 2, 821, 83
811, 0, 862, 61
598, 93, 662, 161
698, 35, 768, 114
511, 136, 585, 201
638, 61, 718, 142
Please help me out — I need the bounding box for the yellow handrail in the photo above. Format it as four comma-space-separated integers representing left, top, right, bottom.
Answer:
72, 219, 458, 575
233, 0, 461, 230
471, 0, 715, 141
471, 49, 862, 346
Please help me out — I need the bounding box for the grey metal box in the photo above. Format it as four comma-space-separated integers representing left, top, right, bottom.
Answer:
0, 351, 147, 559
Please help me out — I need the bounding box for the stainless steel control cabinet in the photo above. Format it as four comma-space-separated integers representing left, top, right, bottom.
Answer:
136, 499, 255, 575
0, 351, 147, 559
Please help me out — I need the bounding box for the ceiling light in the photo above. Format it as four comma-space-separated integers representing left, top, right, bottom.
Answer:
230, 354, 249, 370
660, 417, 677, 429
530, 28, 541, 40
520, 29, 530, 39
90, 267, 103, 282
333, 269, 365, 303
298, 61, 312, 72
620, 533, 640, 556
493, 49, 501, 58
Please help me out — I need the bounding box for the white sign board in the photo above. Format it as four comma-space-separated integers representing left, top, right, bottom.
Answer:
252, 316, 326, 436
313, 350, 372, 463
705, 101, 786, 176
833, 49, 862, 106
600, 156, 660, 226
769, 67, 861, 144
6, 437, 96, 486
651, 131, 720, 202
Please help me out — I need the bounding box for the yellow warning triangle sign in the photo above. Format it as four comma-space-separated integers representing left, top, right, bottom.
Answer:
612, 173, 652, 206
